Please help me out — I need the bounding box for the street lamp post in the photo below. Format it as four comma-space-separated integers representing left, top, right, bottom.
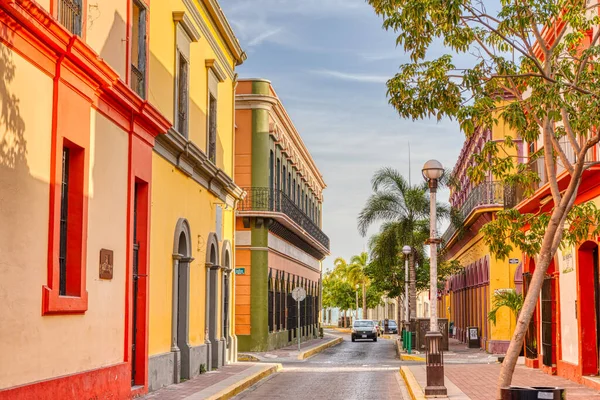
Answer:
402, 245, 411, 331
422, 159, 447, 397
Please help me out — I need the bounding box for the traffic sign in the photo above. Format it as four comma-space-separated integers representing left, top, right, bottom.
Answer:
292, 286, 306, 301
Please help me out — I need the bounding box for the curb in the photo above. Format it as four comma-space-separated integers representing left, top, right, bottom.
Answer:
237, 354, 260, 362
400, 366, 426, 400
333, 328, 351, 333
401, 354, 426, 362
204, 363, 282, 400
298, 336, 343, 360
396, 338, 425, 362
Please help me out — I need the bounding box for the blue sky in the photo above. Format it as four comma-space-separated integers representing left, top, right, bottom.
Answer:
221, 0, 464, 270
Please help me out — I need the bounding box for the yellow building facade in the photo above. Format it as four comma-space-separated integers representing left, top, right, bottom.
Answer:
440, 108, 523, 353
146, 0, 246, 391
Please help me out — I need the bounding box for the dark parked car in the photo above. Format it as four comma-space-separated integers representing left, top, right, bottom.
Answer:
351, 320, 378, 342
379, 319, 399, 334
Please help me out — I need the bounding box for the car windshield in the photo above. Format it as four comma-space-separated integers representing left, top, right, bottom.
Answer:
389, 321, 397, 327
354, 321, 374, 327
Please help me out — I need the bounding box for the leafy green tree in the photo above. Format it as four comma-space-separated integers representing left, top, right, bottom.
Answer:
359, 168, 447, 321
488, 289, 524, 326
367, 0, 600, 394
362, 284, 385, 310
322, 268, 356, 318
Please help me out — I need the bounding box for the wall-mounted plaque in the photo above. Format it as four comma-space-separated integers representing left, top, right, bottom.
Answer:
99, 249, 114, 280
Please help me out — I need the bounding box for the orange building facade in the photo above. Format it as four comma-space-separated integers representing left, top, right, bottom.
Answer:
234, 79, 329, 351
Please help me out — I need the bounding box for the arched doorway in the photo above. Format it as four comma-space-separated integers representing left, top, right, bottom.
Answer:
205, 233, 220, 369
172, 219, 193, 382
578, 241, 599, 375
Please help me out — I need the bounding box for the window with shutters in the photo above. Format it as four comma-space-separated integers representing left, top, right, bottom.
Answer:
208, 95, 217, 163
130, 0, 147, 98
177, 52, 189, 137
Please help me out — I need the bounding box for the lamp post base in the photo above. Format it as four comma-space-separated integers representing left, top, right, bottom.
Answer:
425, 331, 447, 397
424, 386, 448, 397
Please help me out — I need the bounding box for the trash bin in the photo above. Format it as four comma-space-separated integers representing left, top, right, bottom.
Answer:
500, 386, 565, 400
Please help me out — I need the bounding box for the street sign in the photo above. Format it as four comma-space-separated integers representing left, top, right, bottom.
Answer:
509, 258, 520, 264
235, 268, 245, 275
291, 286, 306, 352
292, 286, 306, 301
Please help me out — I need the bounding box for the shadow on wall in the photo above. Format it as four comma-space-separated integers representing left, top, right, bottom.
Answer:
0, 38, 27, 171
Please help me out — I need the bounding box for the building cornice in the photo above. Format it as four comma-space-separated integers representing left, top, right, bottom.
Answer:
154, 128, 244, 207
201, 0, 246, 65
0, 0, 171, 140
182, 0, 242, 80
235, 89, 327, 198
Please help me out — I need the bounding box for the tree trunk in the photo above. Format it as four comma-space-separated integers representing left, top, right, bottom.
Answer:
409, 254, 417, 322
362, 283, 368, 319
495, 207, 566, 398
355, 290, 359, 319
397, 296, 402, 325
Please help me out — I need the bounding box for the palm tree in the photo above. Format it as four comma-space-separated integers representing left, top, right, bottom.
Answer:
488, 289, 524, 326
358, 167, 448, 322
346, 252, 370, 319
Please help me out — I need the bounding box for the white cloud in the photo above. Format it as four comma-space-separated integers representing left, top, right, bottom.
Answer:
310, 69, 389, 83
248, 27, 284, 46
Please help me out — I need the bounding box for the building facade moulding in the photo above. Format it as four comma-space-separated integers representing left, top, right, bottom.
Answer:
154, 129, 243, 207
206, 59, 226, 83
0, 0, 171, 140
173, 11, 201, 42
200, 0, 246, 64
181, 0, 245, 80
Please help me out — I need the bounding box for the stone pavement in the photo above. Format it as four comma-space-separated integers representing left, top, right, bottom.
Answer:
403, 338, 600, 399
445, 364, 600, 400
141, 363, 280, 400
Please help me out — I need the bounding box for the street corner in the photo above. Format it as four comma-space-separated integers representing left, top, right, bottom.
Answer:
297, 336, 343, 360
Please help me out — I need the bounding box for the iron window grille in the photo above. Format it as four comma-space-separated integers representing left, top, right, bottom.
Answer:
130, 0, 147, 99
177, 53, 189, 136
59, 148, 70, 296
208, 95, 217, 163
58, 0, 82, 36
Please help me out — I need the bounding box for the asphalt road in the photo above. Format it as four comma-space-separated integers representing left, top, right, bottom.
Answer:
233, 333, 408, 400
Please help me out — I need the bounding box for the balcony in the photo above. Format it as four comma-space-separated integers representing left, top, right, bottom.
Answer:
441, 181, 513, 245
238, 187, 330, 251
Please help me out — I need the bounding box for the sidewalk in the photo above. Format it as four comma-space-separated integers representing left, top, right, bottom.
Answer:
239, 333, 343, 362
141, 363, 280, 400
400, 338, 600, 399
405, 364, 600, 400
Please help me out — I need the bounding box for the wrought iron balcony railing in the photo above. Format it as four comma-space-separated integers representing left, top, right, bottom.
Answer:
239, 187, 330, 250
441, 181, 513, 245
58, 0, 82, 36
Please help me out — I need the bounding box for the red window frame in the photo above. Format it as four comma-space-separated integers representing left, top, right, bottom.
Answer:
43, 81, 91, 315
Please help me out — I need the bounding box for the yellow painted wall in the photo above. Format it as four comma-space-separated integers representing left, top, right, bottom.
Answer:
449, 231, 519, 342
148, 154, 235, 355
0, 46, 129, 387
148, 0, 236, 174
